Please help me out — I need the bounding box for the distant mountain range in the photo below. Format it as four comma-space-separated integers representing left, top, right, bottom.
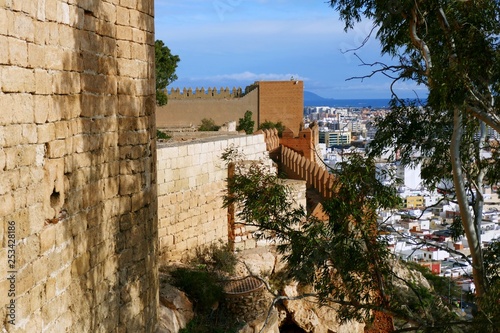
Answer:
304, 91, 392, 108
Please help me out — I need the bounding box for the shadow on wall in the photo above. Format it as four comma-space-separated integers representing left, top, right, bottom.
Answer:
41, 1, 157, 331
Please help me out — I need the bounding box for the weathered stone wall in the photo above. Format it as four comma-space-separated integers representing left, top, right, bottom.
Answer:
257, 80, 304, 135
157, 134, 268, 262
0, 1, 157, 332
155, 80, 304, 134
156, 87, 259, 129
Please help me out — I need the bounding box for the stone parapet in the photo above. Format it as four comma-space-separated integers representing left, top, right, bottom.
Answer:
157, 134, 268, 262
280, 146, 335, 200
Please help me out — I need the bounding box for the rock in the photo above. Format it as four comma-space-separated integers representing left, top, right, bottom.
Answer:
392, 260, 431, 290
238, 308, 281, 333
234, 246, 364, 333
157, 306, 182, 333
157, 282, 194, 333
235, 246, 278, 277
282, 282, 365, 333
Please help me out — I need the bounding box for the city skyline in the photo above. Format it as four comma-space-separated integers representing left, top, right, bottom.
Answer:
155, 0, 428, 100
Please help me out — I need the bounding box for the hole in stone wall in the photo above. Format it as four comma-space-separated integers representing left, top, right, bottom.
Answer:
50, 189, 61, 209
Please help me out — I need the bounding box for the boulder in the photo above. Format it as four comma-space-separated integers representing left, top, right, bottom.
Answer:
238, 308, 281, 333
235, 247, 278, 277
157, 282, 194, 333
282, 282, 365, 333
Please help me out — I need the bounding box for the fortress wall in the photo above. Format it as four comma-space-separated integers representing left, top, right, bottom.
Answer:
167, 86, 244, 99
280, 146, 335, 200
156, 81, 304, 134
280, 123, 320, 163
232, 176, 307, 251
157, 134, 268, 262
0, 1, 157, 332
258, 81, 304, 135
156, 87, 259, 129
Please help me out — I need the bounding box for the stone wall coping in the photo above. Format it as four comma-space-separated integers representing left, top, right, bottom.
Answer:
157, 133, 264, 148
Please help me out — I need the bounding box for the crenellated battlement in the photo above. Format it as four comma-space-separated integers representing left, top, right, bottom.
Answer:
167, 86, 245, 99
158, 81, 303, 135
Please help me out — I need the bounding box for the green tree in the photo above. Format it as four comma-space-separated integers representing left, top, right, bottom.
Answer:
327, 0, 500, 303
155, 39, 180, 106
223, 150, 471, 331
236, 111, 255, 134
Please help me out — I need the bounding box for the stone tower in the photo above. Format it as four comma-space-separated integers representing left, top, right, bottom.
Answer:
0, 1, 157, 331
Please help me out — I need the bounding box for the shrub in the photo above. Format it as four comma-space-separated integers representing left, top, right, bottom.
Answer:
198, 118, 220, 131
258, 120, 285, 136
192, 242, 237, 275
170, 268, 223, 314
236, 110, 254, 134
157, 130, 171, 140
179, 313, 241, 333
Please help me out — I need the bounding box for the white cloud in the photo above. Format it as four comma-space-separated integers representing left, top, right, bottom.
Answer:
195, 71, 308, 82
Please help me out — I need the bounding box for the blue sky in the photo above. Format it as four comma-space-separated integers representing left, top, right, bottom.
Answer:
155, 0, 428, 99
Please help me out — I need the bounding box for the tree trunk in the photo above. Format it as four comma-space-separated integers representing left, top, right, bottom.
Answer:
473, 121, 487, 249
450, 107, 487, 298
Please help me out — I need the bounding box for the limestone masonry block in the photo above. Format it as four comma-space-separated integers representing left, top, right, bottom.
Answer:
119, 174, 140, 195
58, 24, 78, 50
52, 70, 81, 95
33, 20, 49, 45
33, 69, 52, 95
3, 124, 23, 147
1, 66, 34, 93
11, 10, 35, 42
8, 36, 28, 67
131, 41, 147, 60
101, 2, 118, 23
56, 1, 70, 24
0, 8, 7, 35
43, 45, 64, 71
0, 193, 15, 218
116, 39, 132, 58
116, 6, 130, 25
116, 24, 132, 40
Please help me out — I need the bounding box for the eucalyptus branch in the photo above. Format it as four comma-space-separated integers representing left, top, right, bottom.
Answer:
437, 7, 458, 61
345, 53, 405, 81
340, 25, 378, 54
389, 78, 405, 105
385, 224, 474, 268
240, 261, 279, 297
409, 5, 432, 77
466, 105, 500, 134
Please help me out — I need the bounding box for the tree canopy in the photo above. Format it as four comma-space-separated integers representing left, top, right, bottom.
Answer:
155, 39, 180, 106
220, 2, 500, 331
222, 150, 489, 332
327, 0, 500, 303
